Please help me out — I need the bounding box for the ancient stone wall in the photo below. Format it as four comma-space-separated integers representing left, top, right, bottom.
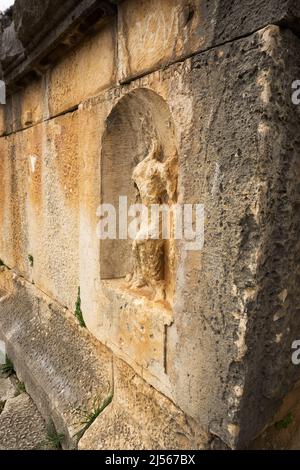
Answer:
0, 0, 300, 449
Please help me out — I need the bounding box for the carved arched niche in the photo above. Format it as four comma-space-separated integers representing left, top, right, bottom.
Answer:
100, 88, 178, 306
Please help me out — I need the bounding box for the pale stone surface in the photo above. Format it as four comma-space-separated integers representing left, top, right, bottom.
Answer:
78, 358, 210, 450
117, 0, 208, 82
4, 78, 44, 134
0, 133, 29, 273
0, 136, 14, 268
32, 113, 80, 311
0, 114, 80, 311
48, 22, 116, 116
117, 0, 300, 82
98, 280, 173, 398
0, 393, 49, 450
0, 126, 41, 278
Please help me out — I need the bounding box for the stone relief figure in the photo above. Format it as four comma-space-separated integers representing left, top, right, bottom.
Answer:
126, 140, 177, 302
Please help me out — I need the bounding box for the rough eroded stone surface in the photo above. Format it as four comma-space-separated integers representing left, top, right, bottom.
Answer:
79, 358, 210, 450
117, 0, 300, 82
213, 0, 300, 44
0, 393, 49, 450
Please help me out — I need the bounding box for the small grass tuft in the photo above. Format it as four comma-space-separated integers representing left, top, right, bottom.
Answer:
46, 422, 65, 450
73, 393, 113, 440
28, 254, 34, 267
0, 259, 5, 267
275, 412, 293, 430
74, 287, 86, 327
1, 355, 14, 376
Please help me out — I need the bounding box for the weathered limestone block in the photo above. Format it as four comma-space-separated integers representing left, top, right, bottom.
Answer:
98, 280, 173, 398
225, 25, 300, 448
212, 0, 300, 44
47, 22, 117, 116
0, 126, 43, 278
0, 133, 29, 272
4, 77, 44, 132
169, 24, 300, 448
3, 79, 44, 133
117, 0, 205, 81
117, 0, 300, 82
0, 112, 80, 310
31, 113, 80, 311
0, 136, 13, 268
79, 357, 210, 450
0, 270, 113, 449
